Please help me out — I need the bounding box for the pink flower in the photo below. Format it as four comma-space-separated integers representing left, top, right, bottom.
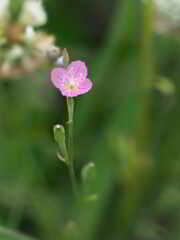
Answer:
51, 61, 93, 97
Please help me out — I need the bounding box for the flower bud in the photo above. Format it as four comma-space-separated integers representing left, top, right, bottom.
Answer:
62, 48, 70, 67
53, 124, 68, 164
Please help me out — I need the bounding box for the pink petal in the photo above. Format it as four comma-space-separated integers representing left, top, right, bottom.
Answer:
67, 61, 87, 80
76, 78, 93, 95
51, 68, 66, 89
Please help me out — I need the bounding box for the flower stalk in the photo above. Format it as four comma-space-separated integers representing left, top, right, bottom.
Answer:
66, 97, 78, 199
51, 57, 93, 200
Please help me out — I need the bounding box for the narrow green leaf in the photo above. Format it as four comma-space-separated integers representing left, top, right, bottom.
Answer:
0, 226, 36, 240
81, 162, 97, 201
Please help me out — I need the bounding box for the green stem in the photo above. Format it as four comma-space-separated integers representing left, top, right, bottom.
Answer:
66, 97, 78, 199
69, 163, 78, 199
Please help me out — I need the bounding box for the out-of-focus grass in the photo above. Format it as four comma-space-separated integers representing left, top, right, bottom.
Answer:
1, 0, 180, 240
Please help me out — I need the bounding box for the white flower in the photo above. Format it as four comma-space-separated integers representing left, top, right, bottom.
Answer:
143, 0, 180, 33
155, 0, 180, 33
24, 25, 36, 41
19, 0, 47, 26
34, 35, 55, 56
155, 0, 180, 22
7, 45, 24, 61
0, 0, 9, 22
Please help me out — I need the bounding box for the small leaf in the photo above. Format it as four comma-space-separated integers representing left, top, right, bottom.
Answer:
81, 162, 98, 201
53, 124, 68, 164
81, 162, 96, 182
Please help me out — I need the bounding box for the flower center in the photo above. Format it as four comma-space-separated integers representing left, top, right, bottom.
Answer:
64, 79, 78, 91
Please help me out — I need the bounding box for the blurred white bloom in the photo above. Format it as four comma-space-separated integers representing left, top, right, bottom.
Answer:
0, 0, 57, 79
24, 25, 36, 41
143, 0, 180, 33
19, 0, 47, 26
155, 0, 180, 22
7, 45, 24, 61
0, 0, 9, 22
46, 46, 61, 61
34, 34, 55, 56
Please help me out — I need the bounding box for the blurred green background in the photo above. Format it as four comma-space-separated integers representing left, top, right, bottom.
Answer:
1, 0, 180, 239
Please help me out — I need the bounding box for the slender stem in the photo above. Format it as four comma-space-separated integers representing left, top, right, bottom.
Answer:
66, 97, 79, 199
69, 163, 78, 199
67, 97, 74, 163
